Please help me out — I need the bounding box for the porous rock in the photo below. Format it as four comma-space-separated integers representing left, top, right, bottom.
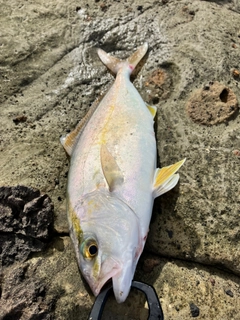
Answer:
186, 81, 238, 125
0, 186, 54, 266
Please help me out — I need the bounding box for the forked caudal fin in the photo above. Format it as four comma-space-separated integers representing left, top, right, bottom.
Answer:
153, 159, 186, 198
97, 43, 148, 75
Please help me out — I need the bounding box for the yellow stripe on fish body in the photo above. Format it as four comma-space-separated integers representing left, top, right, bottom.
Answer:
68, 201, 83, 244
97, 105, 115, 146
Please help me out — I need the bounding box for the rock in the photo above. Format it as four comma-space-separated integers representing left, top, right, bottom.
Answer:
225, 289, 234, 298
1, 0, 240, 319
0, 263, 53, 320
232, 149, 240, 158
189, 303, 200, 317
186, 81, 238, 125
0, 186, 54, 266
13, 115, 28, 124
145, 66, 176, 104
135, 255, 240, 320
0, 237, 91, 320
142, 257, 161, 273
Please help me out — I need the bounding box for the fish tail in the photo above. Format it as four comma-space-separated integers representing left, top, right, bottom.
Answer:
97, 43, 148, 75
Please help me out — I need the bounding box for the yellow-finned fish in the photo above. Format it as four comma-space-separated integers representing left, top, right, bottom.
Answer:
61, 43, 185, 303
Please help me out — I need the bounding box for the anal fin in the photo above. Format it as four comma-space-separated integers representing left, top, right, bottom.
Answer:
153, 158, 186, 198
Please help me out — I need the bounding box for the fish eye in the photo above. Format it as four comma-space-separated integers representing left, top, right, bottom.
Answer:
88, 244, 98, 256
81, 238, 98, 259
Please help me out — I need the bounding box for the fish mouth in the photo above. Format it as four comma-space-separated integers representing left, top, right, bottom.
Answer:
90, 260, 121, 297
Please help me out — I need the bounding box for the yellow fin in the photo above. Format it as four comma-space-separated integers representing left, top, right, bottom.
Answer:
153, 158, 186, 198
100, 145, 124, 192
147, 105, 157, 118
60, 95, 104, 156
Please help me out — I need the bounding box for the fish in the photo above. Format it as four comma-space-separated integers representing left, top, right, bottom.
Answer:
61, 43, 185, 303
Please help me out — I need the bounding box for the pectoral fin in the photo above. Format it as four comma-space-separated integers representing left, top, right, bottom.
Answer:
153, 158, 186, 198
100, 145, 124, 192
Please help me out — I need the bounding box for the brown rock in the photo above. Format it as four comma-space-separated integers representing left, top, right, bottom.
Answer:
186, 81, 238, 125
142, 257, 160, 273
145, 66, 176, 104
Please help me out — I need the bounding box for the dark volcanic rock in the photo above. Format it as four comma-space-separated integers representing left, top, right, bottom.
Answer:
0, 262, 54, 320
190, 303, 200, 317
0, 186, 54, 266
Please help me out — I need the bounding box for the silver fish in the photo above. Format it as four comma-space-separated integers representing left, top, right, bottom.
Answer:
61, 43, 185, 303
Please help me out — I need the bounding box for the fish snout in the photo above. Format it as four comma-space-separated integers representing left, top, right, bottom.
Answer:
112, 260, 134, 303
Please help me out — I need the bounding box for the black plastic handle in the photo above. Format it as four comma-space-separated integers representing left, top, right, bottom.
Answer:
88, 280, 164, 320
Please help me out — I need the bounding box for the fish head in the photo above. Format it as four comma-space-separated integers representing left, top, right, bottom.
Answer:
68, 189, 141, 303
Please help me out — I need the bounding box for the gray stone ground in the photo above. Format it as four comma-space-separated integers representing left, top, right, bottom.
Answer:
0, 0, 240, 319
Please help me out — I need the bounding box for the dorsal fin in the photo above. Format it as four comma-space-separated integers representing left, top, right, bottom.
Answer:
60, 94, 104, 156
153, 159, 186, 198
100, 144, 124, 192
97, 43, 148, 75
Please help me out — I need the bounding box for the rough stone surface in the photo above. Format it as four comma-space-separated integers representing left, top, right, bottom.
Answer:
1, 0, 240, 319
0, 237, 91, 320
145, 67, 175, 104
186, 81, 238, 125
0, 186, 54, 267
